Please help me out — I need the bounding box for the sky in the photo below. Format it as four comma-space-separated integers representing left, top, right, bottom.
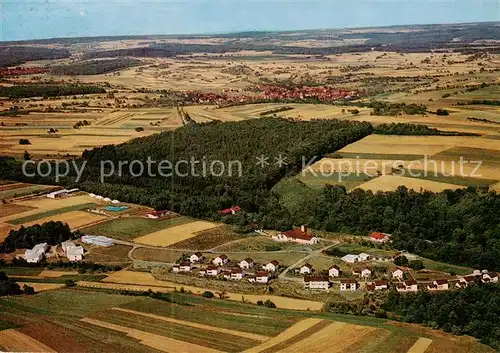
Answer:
1, 0, 499, 41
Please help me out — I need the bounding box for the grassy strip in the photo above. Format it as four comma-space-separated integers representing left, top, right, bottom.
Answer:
1, 185, 57, 199
337, 152, 424, 161
403, 170, 498, 188
8, 203, 97, 225
81, 216, 193, 240
8, 274, 107, 283
0, 320, 19, 331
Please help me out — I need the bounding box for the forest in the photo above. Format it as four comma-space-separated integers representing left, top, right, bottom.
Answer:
383, 284, 500, 350
374, 123, 479, 136
0, 46, 70, 67
50, 58, 142, 75
0, 221, 77, 253
0, 84, 106, 98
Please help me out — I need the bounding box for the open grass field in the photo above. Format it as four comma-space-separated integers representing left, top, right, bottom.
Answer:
356, 175, 465, 192
167, 225, 246, 250
0, 184, 59, 200
7, 202, 96, 225
21, 210, 108, 230
131, 247, 184, 263
0, 203, 35, 218
16, 282, 66, 292
80, 215, 194, 240
0, 329, 56, 352
84, 244, 133, 264
133, 220, 220, 247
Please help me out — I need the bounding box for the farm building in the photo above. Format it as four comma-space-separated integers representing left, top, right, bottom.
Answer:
329, 265, 341, 277
392, 268, 405, 279
219, 206, 241, 215
263, 260, 279, 272
304, 275, 331, 290
340, 279, 359, 291
299, 263, 314, 275
353, 267, 372, 279
46, 188, 79, 199
173, 262, 192, 273
61, 241, 84, 261
358, 253, 371, 261
81, 235, 113, 247
239, 258, 254, 269
24, 243, 48, 263
213, 254, 229, 266
273, 225, 318, 245
370, 232, 391, 243
189, 252, 204, 263
342, 254, 359, 263
146, 210, 171, 219
396, 280, 418, 293
427, 279, 449, 291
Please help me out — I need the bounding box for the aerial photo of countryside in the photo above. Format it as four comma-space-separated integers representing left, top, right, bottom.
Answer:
1, 1, 500, 352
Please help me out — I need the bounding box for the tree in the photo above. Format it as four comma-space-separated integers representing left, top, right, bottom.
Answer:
436, 109, 449, 116
202, 291, 214, 298
23, 284, 35, 295
409, 260, 424, 270
394, 255, 409, 267
19, 139, 31, 145
23, 151, 31, 161
65, 279, 76, 287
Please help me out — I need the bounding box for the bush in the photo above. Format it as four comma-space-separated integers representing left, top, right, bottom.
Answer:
23, 284, 35, 295
202, 291, 214, 298
65, 279, 76, 287
409, 260, 424, 270
19, 139, 31, 145
135, 127, 144, 132
436, 108, 449, 116
394, 255, 409, 267
263, 299, 276, 308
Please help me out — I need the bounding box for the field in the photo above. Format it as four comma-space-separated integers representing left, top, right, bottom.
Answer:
16, 282, 66, 292
80, 215, 194, 240
356, 175, 465, 192
167, 225, 246, 250
0, 288, 493, 353
83, 244, 133, 264
133, 220, 220, 247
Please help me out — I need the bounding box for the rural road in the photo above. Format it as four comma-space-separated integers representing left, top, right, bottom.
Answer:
278, 241, 337, 280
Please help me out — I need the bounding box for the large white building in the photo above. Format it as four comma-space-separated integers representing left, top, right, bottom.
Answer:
61, 241, 84, 261
46, 188, 79, 199
24, 243, 48, 263
304, 275, 331, 290
81, 235, 113, 247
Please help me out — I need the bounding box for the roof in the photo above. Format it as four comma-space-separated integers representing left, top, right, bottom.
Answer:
342, 254, 359, 260
329, 265, 340, 270
150, 210, 170, 215
220, 206, 241, 215
374, 281, 389, 286
269, 260, 279, 266
206, 265, 218, 271
435, 279, 448, 285
366, 284, 375, 291
231, 268, 243, 274
370, 232, 389, 240
396, 283, 406, 289
358, 252, 370, 257
301, 263, 313, 269
393, 267, 404, 273
487, 272, 498, 278
405, 280, 417, 285
243, 258, 254, 263
255, 271, 269, 277
179, 261, 192, 266
341, 279, 358, 284
462, 275, 476, 283
216, 254, 228, 260
281, 228, 314, 241
193, 252, 203, 257
304, 275, 329, 282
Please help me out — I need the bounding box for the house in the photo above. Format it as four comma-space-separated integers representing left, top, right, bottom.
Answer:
81, 235, 113, 247
341, 254, 359, 263
374, 280, 390, 290
213, 254, 229, 266
189, 252, 204, 263
328, 265, 341, 277
203, 265, 220, 276
24, 243, 48, 263
358, 253, 371, 262
299, 263, 314, 275
304, 275, 331, 290
230, 269, 245, 280
482, 272, 499, 283
273, 225, 319, 245
46, 188, 79, 199
396, 280, 418, 293
340, 279, 359, 291
146, 210, 171, 219
392, 268, 405, 280
219, 206, 241, 215
428, 279, 449, 291
353, 267, 372, 279
239, 258, 254, 269
370, 232, 391, 243
173, 262, 192, 273
263, 260, 279, 272
255, 271, 269, 284
456, 275, 476, 288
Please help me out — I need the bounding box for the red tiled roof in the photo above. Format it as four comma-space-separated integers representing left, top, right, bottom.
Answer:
243, 258, 254, 263
435, 279, 448, 285
269, 260, 279, 266
179, 261, 191, 266
206, 265, 218, 271
302, 263, 313, 269
216, 254, 228, 260
366, 284, 375, 291
374, 281, 389, 286
370, 232, 389, 240
255, 271, 269, 277
405, 280, 417, 285
341, 279, 358, 284
220, 206, 241, 215
281, 228, 314, 241
194, 252, 203, 257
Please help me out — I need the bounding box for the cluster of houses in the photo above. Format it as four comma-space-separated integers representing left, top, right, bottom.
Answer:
172, 253, 280, 284
61, 241, 84, 261
456, 270, 498, 288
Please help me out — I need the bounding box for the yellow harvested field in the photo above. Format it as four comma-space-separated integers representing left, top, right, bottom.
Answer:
243, 318, 324, 353
112, 307, 270, 342
407, 338, 434, 353
357, 175, 464, 192
310, 157, 402, 174
81, 317, 222, 353
275, 322, 377, 353
339, 135, 474, 156
103, 270, 323, 310
133, 221, 220, 246
38, 270, 79, 278
406, 160, 500, 181
16, 282, 66, 292
457, 137, 500, 151
0, 329, 56, 352
22, 211, 107, 229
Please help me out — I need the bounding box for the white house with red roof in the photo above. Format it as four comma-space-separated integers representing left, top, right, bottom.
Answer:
173, 262, 192, 273
328, 265, 341, 277
340, 279, 359, 291
273, 225, 318, 245
213, 254, 229, 266
238, 258, 254, 269
230, 269, 245, 280
299, 263, 314, 274
202, 265, 220, 276
427, 279, 449, 291
304, 275, 331, 290
146, 210, 171, 219
396, 280, 418, 292
263, 260, 279, 272
255, 271, 270, 284
392, 268, 405, 280
189, 252, 204, 263
370, 232, 391, 243
219, 206, 241, 215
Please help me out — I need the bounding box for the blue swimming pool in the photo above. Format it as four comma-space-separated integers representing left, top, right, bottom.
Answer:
104, 205, 128, 212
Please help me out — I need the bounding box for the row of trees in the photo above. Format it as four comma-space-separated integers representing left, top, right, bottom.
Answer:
0, 271, 34, 296
374, 123, 478, 136
0, 84, 105, 98
50, 58, 142, 76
